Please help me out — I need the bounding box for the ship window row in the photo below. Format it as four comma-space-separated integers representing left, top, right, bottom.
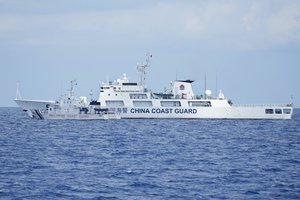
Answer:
161, 101, 181, 107
133, 101, 153, 107
105, 100, 124, 107
123, 83, 138, 86
265, 108, 291, 114
130, 94, 148, 99
188, 101, 211, 107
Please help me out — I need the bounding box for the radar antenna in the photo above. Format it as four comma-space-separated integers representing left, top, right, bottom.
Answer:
137, 53, 152, 89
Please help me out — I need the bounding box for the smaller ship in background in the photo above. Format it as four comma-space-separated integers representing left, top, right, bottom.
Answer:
14, 80, 120, 120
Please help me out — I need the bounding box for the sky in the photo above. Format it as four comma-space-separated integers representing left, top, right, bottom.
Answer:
1, 0, 300, 107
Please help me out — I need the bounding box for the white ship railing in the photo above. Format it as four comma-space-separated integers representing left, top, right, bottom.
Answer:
233, 104, 293, 107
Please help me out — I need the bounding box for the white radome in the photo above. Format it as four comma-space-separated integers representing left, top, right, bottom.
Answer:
205, 90, 212, 97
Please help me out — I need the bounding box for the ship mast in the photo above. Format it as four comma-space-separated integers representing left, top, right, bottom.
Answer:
137, 53, 152, 90
69, 80, 77, 97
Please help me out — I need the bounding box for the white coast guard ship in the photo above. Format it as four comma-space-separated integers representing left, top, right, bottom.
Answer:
14, 80, 120, 120
15, 54, 293, 120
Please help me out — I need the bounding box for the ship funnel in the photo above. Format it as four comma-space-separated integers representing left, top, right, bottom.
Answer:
173, 80, 195, 99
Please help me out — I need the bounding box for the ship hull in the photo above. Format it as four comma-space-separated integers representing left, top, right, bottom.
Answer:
16, 100, 293, 120
115, 106, 293, 120
14, 99, 55, 118
14, 100, 293, 120
14, 99, 120, 120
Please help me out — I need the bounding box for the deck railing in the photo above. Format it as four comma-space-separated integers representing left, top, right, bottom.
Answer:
233, 104, 293, 107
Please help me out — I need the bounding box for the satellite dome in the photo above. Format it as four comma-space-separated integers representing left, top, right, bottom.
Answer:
205, 89, 212, 97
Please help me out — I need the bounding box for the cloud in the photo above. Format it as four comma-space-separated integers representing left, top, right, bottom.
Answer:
239, 1, 300, 49
242, 2, 260, 32
267, 3, 300, 45
0, 0, 300, 49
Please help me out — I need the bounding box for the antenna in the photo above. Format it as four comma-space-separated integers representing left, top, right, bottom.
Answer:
89, 89, 93, 101
204, 72, 207, 99
60, 81, 63, 99
137, 53, 152, 89
70, 79, 77, 97
215, 69, 218, 97
15, 81, 22, 100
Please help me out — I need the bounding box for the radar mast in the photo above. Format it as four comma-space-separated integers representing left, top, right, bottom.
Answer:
137, 53, 152, 90
69, 80, 77, 97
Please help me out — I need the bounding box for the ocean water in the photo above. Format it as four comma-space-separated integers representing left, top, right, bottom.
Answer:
0, 108, 299, 200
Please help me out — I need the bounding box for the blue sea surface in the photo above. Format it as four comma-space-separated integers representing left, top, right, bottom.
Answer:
0, 107, 299, 199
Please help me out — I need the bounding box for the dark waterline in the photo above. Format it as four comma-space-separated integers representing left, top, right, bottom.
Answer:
1, 108, 299, 199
